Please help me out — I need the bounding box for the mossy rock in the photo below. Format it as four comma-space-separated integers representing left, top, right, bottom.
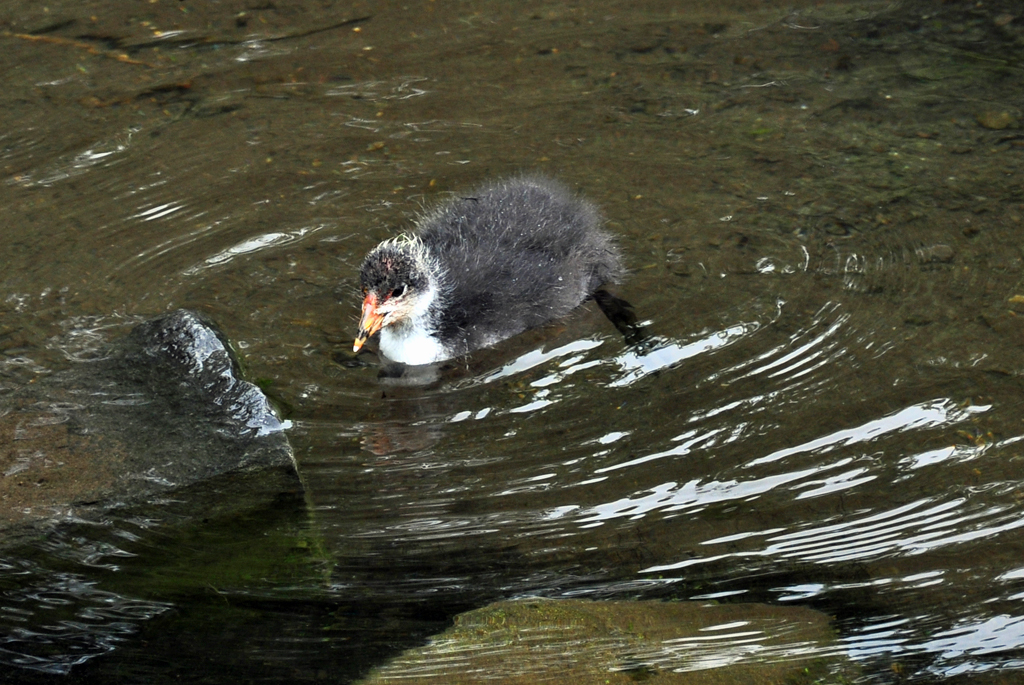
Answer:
357, 598, 857, 685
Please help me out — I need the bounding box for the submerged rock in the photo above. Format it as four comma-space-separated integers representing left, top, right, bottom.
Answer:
0, 309, 295, 539
356, 597, 856, 685
976, 110, 1017, 130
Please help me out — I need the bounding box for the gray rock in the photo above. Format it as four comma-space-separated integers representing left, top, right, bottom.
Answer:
119, 309, 286, 439
0, 309, 296, 540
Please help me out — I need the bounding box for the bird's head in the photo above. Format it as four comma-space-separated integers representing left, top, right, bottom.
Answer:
354, 235, 437, 352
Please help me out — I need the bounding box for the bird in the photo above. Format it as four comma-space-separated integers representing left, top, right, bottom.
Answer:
353, 176, 624, 365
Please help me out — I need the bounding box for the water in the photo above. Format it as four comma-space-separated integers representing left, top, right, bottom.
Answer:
2, 0, 1024, 682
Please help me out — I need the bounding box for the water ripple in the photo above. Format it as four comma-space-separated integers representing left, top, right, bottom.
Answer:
6, 128, 139, 188
0, 563, 172, 675
181, 223, 329, 275
610, 322, 762, 388
748, 399, 989, 467
645, 495, 1024, 573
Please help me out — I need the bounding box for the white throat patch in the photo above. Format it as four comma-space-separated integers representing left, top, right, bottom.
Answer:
378, 284, 448, 365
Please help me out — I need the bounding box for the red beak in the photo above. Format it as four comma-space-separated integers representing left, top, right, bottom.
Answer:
354, 292, 385, 352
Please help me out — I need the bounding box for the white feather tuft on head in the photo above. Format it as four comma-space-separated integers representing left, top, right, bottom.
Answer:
375, 233, 448, 296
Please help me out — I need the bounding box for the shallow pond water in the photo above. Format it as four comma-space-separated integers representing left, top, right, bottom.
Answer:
2, 0, 1024, 682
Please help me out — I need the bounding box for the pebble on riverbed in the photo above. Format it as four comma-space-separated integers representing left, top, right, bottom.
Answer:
976, 110, 1018, 130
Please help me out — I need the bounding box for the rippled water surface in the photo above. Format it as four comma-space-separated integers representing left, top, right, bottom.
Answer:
3, 0, 1024, 682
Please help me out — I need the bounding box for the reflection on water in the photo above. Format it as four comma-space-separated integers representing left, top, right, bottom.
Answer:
3, 0, 1024, 682
0, 558, 172, 675
8, 127, 139, 189
611, 320, 762, 388
183, 224, 330, 276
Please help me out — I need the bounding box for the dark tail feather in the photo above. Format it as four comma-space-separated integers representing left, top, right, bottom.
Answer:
593, 289, 647, 347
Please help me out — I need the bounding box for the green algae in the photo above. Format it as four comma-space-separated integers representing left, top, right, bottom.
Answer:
357, 598, 858, 685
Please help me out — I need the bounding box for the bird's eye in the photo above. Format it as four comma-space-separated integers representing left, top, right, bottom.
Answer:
391, 284, 406, 298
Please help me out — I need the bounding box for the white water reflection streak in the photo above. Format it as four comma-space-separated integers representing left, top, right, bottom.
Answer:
578, 399, 988, 533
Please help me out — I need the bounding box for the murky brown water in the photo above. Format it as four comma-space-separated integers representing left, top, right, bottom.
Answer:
2, 0, 1024, 682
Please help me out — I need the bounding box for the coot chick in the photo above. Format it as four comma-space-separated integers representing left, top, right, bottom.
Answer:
354, 176, 624, 365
